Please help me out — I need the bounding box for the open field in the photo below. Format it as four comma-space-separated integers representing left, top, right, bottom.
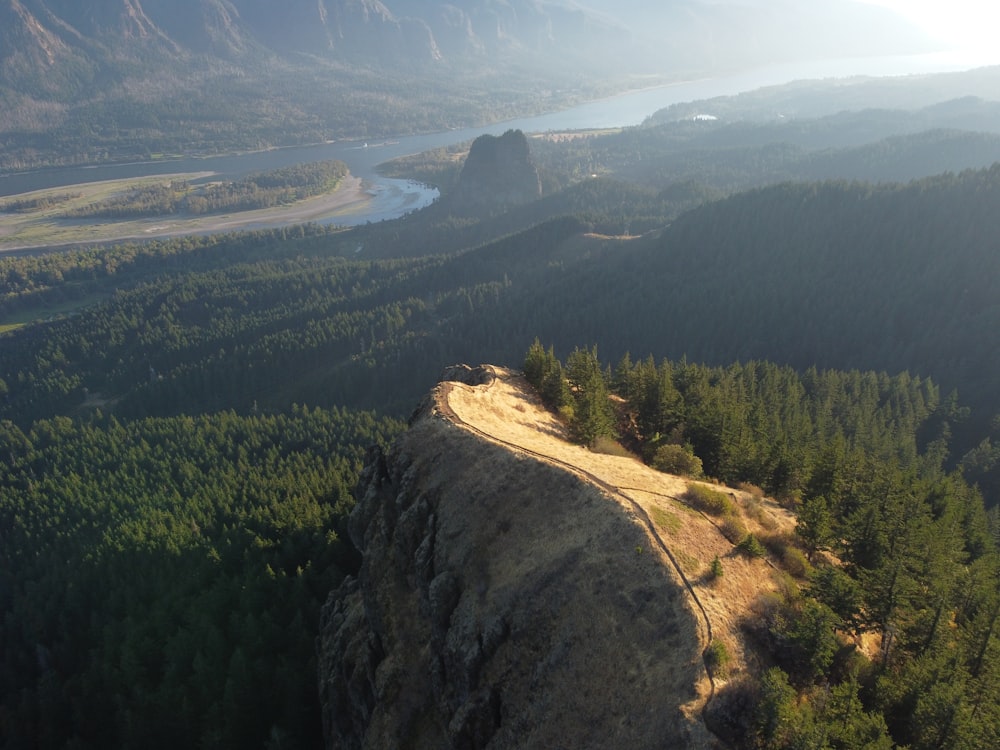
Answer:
0, 172, 372, 253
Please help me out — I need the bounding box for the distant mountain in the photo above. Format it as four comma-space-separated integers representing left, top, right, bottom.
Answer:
0, 0, 938, 168
0, 0, 936, 97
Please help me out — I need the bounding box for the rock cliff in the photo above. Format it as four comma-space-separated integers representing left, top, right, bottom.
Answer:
317, 366, 716, 749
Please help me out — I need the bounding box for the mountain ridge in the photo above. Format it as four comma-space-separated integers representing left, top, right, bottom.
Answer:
0, 0, 941, 170
319, 364, 801, 748
0, 1, 935, 121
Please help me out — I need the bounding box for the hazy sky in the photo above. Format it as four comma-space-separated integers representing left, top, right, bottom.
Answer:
860, 0, 999, 54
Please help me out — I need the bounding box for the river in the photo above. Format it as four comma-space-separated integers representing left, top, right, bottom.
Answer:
0, 49, 995, 227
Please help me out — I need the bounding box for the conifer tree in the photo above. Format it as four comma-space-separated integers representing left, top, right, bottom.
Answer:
566, 346, 616, 447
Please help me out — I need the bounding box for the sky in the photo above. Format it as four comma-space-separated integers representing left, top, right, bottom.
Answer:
859, 0, 1000, 56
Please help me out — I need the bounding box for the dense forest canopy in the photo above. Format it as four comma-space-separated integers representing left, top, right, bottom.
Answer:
0, 407, 402, 748
2, 166, 1000, 494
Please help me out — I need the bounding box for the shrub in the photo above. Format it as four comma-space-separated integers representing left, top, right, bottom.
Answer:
773, 572, 801, 604
590, 435, 635, 457
709, 555, 724, 579
704, 640, 731, 678
704, 676, 758, 746
737, 533, 767, 558
557, 404, 575, 423
685, 484, 735, 516
652, 443, 704, 477
718, 515, 748, 544
781, 547, 812, 578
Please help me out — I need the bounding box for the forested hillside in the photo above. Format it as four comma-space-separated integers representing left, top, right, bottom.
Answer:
524, 343, 1000, 749
3, 166, 1000, 494
526, 96, 1000, 195
501, 169, 1000, 491
0, 407, 402, 748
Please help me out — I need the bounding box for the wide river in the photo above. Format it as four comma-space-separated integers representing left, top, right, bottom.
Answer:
0, 50, 995, 226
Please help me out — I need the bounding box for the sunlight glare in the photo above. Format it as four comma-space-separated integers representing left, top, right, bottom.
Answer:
861, 0, 1000, 54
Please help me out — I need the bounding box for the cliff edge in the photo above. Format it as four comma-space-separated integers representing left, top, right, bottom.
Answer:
318, 366, 793, 749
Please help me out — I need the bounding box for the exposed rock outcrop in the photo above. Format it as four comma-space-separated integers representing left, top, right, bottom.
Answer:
448, 129, 542, 216
317, 369, 715, 749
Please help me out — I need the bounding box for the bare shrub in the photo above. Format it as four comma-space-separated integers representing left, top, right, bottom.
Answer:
740, 493, 780, 532
777, 488, 802, 510
755, 508, 778, 532
759, 531, 788, 557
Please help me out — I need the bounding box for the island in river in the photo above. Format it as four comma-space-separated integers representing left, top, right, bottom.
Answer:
0, 171, 375, 253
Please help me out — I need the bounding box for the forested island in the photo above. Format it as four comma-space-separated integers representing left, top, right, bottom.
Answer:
62, 161, 348, 219
0, 162, 363, 253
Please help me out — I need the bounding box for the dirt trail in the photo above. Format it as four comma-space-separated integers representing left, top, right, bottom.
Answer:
437, 366, 796, 713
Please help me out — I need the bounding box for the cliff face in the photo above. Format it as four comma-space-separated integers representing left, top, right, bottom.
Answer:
317, 368, 713, 749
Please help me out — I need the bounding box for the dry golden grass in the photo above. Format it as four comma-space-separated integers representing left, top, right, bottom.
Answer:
441, 366, 802, 697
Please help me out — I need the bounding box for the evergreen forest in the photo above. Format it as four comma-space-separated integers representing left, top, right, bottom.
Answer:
2, 76, 1000, 748
525, 342, 1000, 748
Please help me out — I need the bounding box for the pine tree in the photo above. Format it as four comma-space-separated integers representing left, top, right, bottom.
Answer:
523, 337, 548, 388
798, 494, 835, 561
566, 346, 616, 447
